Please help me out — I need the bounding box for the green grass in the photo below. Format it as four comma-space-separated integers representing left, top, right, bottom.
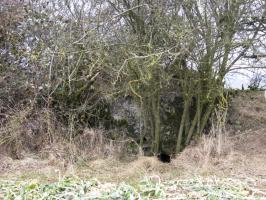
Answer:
0, 176, 265, 199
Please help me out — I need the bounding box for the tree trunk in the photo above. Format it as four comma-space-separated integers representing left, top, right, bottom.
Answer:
196, 93, 201, 135
176, 98, 190, 153
185, 107, 200, 145
199, 102, 215, 134
152, 91, 161, 154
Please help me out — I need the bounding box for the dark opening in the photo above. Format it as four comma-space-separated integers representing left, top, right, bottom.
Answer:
157, 153, 171, 163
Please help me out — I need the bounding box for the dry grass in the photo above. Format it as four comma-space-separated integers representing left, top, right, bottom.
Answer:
0, 106, 140, 164
1, 91, 266, 190
0, 126, 266, 189
73, 128, 140, 160
0, 107, 36, 158
173, 106, 231, 172
173, 132, 232, 176
0, 107, 59, 159
173, 127, 266, 181
228, 90, 266, 131
0, 112, 264, 186
74, 156, 171, 183
40, 128, 141, 165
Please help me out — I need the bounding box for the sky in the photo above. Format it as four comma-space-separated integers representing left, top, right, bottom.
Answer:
226, 73, 251, 89
225, 58, 266, 89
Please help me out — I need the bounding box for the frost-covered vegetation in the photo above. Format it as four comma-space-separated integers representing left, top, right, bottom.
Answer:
1, 176, 265, 200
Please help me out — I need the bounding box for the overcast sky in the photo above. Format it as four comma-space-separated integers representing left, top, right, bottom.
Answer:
226, 58, 266, 89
